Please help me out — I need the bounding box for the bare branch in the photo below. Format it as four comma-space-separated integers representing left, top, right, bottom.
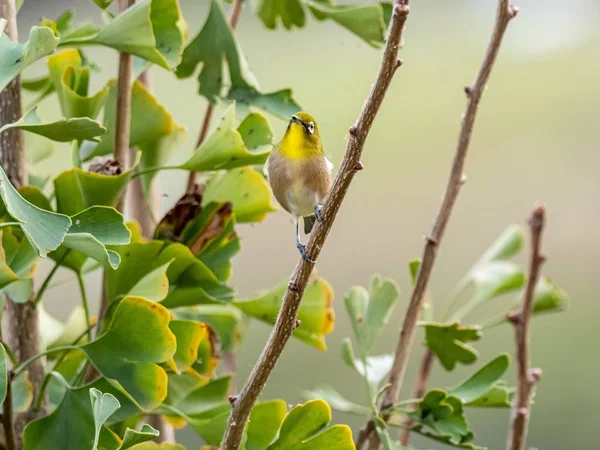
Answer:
220, 2, 411, 448
185, 0, 244, 192
360, 1, 519, 447
114, 0, 136, 212
506, 204, 546, 450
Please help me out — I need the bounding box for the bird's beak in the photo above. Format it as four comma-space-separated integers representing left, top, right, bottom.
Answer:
291, 115, 304, 127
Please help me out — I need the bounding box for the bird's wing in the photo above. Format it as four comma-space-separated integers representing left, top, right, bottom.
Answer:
325, 157, 334, 173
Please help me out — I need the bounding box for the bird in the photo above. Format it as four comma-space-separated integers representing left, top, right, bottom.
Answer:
265, 112, 333, 263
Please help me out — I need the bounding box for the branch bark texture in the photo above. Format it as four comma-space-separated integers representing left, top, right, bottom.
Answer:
220, 2, 410, 449
1, 1, 46, 445
185, 0, 243, 192
360, 1, 519, 448
506, 204, 545, 450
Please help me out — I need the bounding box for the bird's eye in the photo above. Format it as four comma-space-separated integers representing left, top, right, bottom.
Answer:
307, 122, 315, 135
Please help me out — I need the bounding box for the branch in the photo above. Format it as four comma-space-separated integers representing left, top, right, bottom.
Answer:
399, 349, 434, 446
114, 0, 136, 212
220, 2, 410, 449
185, 0, 244, 192
359, 1, 519, 447
506, 204, 545, 450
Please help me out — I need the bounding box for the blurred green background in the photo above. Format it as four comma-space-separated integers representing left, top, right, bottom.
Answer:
15, 0, 600, 448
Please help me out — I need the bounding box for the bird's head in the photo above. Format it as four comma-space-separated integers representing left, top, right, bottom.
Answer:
280, 111, 323, 158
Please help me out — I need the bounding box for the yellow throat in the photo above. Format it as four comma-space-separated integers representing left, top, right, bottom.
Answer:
278, 112, 323, 160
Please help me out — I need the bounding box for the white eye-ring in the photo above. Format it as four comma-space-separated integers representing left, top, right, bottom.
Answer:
307, 121, 315, 134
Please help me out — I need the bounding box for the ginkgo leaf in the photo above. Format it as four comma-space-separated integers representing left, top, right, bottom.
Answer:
0, 107, 106, 142
422, 322, 482, 371
0, 19, 59, 92
90, 388, 120, 450
59, 0, 185, 69
450, 354, 512, 407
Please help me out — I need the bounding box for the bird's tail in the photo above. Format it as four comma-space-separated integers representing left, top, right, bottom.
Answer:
303, 215, 317, 235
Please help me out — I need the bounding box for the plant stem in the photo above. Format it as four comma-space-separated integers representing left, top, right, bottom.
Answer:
185, 0, 243, 192
506, 205, 545, 450
0, 326, 17, 450
114, 0, 136, 213
13, 345, 79, 379
76, 272, 92, 342
220, 3, 410, 449
359, 2, 519, 448
399, 349, 434, 446
1, 341, 18, 367
33, 253, 68, 307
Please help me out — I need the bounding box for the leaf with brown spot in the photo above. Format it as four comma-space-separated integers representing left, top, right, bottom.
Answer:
154, 184, 204, 241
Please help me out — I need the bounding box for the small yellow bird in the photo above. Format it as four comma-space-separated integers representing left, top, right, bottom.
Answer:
265, 112, 333, 262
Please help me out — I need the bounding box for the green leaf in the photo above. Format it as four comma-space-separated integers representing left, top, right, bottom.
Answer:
23, 383, 122, 450
26, 133, 54, 166
0, 20, 59, 92
531, 277, 569, 315
304, 385, 370, 416
60, 0, 185, 69
477, 225, 524, 264
171, 376, 231, 416
234, 277, 335, 350
127, 262, 171, 302
168, 320, 207, 373
176, 304, 244, 353
48, 49, 110, 119
246, 400, 287, 450
305, 0, 389, 47
470, 261, 525, 304
0, 343, 7, 405
450, 354, 511, 406
0, 165, 71, 256
257, 0, 389, 47
52, 206, 131, 270
409, 259, 421, 285
180, 105, 273, 172
80, 79, 185, 162
54, 154, 141, 216
408, 390, 482, 449
128, 444, 184, 450
107, 240, 233, 308
0, 228, 38, 289
344, 275, 400, 355
81, 296, 177, 410
118, 424, 160, 450
176, 0, 300, 118
0, 107, 106, 142
92, 0, 114, 9
463, 381, 513, 408
203, 167, 277, 223
90, 387, 121, 449
267, 399, 355, 449
422, 322, 482, 371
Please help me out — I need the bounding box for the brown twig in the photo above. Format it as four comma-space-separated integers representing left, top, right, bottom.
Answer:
0, 1, 47, 444
399, 349, 434, 446
219, 2, 410, 449
359, 1, 519, 448
114, 0, 136, 212
185, 0, 244, 192
506, 204, 545, 450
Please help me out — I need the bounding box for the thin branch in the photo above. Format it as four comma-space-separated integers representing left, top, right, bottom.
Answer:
114, 0, 136, 212
220, 2, 410, 448
399, 349, 434, 446
506, 204, 545, 450
33, 252, 68, 306
360, 1, 519, 447
185, 0, 243, 192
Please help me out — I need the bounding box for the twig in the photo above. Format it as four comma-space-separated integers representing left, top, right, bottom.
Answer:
506, 204, 545, 450
129, 68, 161, 237
220, 2, 410, 448
185, 0, 243, 192
399, 349, 434, 446
114, 0, 136, 212
359, 1, 519, 448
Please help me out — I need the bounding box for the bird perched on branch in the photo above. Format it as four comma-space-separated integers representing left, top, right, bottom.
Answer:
265, 112, 333, 262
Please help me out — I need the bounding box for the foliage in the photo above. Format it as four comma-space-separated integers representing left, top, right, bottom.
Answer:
0, 1, 568, 449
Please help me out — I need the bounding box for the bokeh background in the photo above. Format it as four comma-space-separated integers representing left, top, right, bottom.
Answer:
14, 0, 600, 448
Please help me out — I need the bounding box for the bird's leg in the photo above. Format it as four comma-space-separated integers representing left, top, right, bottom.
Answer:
296, 221, 315, 263
314, 204, 323, 222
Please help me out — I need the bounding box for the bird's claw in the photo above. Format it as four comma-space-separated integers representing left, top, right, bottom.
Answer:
296, 242, 315, 263
314, 205, 323, 223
